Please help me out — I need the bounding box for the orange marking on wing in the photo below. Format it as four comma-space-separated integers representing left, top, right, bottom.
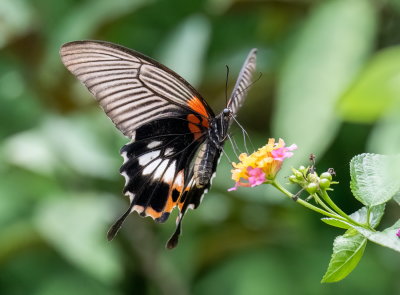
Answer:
163, 170, 185, 214
145, 207, 163, 219
188, 123, 201, 140
201, 117, 209, 128
187, 114, 201, 124
188, 96, 209, 118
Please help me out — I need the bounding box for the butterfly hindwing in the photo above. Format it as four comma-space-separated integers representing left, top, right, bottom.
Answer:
107, 114, 209, 240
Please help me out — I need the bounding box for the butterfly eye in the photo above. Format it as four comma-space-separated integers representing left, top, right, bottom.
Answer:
223, 108, 231, 116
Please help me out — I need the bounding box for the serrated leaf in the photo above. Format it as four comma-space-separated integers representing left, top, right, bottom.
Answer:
350, 153, 400, 206
330, 219, 400, 253
321, 231, 367, 283
273, 0, 376, 171
352, 220, 400, 253
321, 218, 351, 229
394, 192, 400, 205
349, 205, 385, 228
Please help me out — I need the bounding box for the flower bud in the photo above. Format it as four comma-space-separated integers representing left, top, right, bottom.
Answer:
306, 183, 318, 194
288, 175, 298, 183
299, 165, 308, 174
291, 169, 303, 180
307, 172, 318, 183
319, 178, 331, 189
320, 172, 332, 181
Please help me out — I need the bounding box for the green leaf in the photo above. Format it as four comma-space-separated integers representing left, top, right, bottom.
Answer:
273, 0, 376, 169
350, 153, 400, 206
329, 219, 400, 253
352, 220, 400, 253
349, 205, 385, 228
394, 192, 400, 205
321, 218, 351, 229
321, 231, 367, 283
338, 47, 400, 123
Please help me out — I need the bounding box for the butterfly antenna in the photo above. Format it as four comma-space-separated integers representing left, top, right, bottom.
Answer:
231, 116, 255, 152
227, 133, 240, 158
225, 65, 230, 107
220, 147, 233, 164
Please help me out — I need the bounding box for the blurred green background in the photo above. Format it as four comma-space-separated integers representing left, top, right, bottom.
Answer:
1, 0, 400, 294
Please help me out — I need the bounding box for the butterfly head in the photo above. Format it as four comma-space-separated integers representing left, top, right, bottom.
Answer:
222, 107, 232, 120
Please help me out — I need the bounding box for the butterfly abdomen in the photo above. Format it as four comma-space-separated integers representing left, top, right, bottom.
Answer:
194, 141, 220, 188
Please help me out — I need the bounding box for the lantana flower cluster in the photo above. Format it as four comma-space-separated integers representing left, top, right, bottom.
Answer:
228, 138, 297, 191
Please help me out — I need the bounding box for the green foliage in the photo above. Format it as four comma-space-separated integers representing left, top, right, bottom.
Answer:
273, 0, 376, 170
339, 47, 400, 123
350, 154, 400, 206
1, 0, 399, 294
321, 231, 367, 283
321, 153, 400, 283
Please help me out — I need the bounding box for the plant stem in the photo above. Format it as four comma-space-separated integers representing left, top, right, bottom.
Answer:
312, 193, 337, 215
319, 190, 365, 227
271, 181, 348, 221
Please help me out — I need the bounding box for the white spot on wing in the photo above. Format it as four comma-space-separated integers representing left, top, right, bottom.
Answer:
124, 191, 135, 202
163, 161, 176, 183
132, 205, 144, 213
164, 148, 174, 156
153, 160, 169, 179
120, 171, 129, 183
143, 159, 162, 175
130, 131, 136, 142
121, 151, 129, 164
188, 204, 194, 210
138, 150, 160, 166
147, 141, 162, 149
175, 171, 184, 187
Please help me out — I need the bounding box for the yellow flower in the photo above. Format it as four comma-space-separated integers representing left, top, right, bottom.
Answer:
228, 138, 297, 191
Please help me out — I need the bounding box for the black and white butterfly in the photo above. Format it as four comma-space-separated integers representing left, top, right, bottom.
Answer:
60, 41, 257, 248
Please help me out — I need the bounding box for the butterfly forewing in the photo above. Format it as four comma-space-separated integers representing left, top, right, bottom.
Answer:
60, 41, 214, 137
227, 48, 257, 119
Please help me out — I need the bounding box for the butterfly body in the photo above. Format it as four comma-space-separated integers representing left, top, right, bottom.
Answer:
60, 41, 257, 248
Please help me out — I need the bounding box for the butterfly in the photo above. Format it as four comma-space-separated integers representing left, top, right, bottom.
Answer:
60, 41, 257, 248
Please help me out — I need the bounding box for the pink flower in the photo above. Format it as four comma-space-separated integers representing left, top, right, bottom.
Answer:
396, 229, 400, 238
271, 144, 298, 161
247, 167, 266, 187
228, 138, 297, 191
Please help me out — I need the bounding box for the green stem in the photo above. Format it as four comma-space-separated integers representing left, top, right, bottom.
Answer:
271, 181, 348, 221
319, 190, 365, 227
311, 193, 336, 214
